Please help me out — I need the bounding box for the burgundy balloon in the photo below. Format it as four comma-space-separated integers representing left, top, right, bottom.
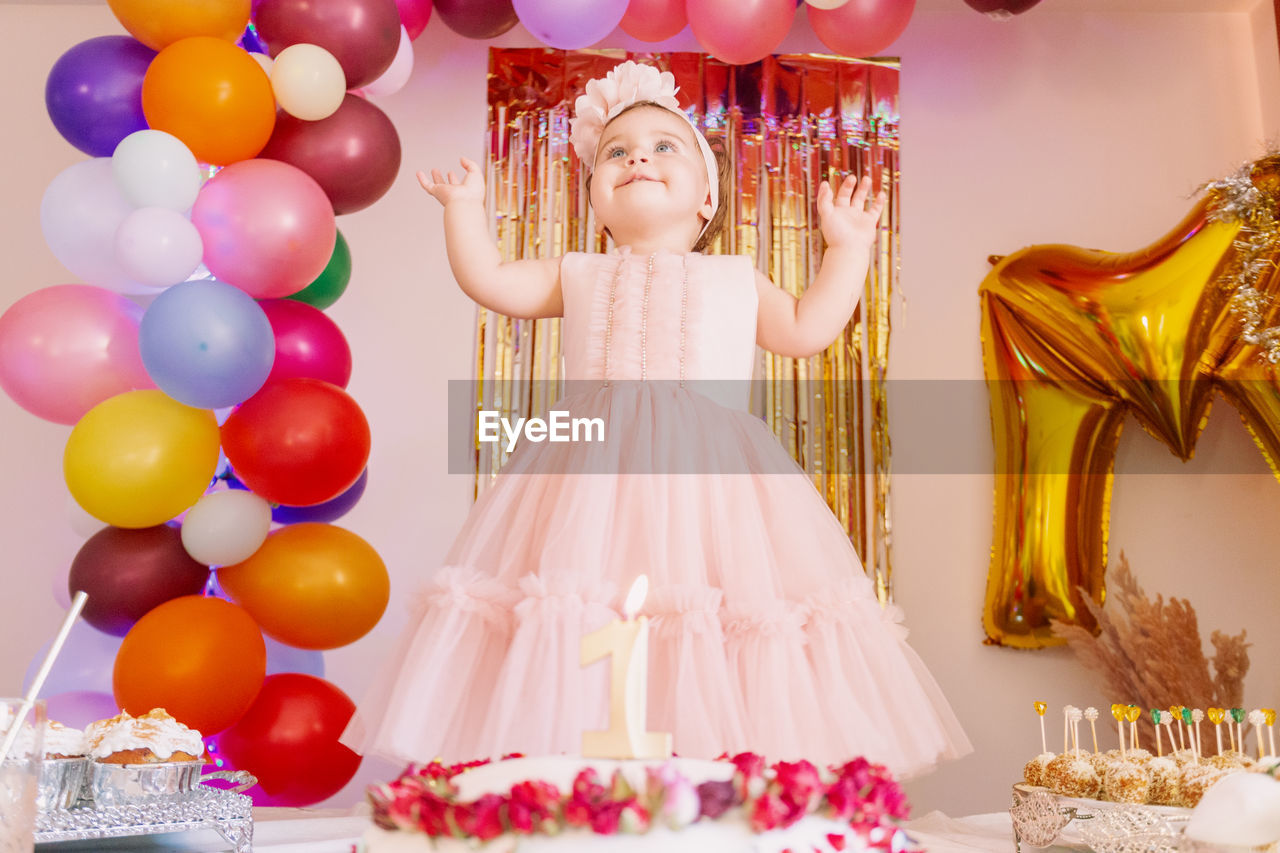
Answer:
434, 0, 518, 39
68, 525, 211, 636
253, 0, 402, 89
259, 95, 402, 215
962, 0, 1042, 13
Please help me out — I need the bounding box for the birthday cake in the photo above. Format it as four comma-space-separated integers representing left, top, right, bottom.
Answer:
360, 753, 912, 852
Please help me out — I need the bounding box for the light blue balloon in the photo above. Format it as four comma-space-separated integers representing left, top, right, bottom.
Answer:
139, 279, 275, 408
263, 635, 325, 678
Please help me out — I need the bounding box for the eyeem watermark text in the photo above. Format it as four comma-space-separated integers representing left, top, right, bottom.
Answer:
477, 410, 606, 452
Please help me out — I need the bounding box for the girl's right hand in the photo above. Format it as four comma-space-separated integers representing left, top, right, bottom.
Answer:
417, 157, 485, 207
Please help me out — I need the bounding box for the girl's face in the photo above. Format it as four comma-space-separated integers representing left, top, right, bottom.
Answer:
589, 106, 713, 244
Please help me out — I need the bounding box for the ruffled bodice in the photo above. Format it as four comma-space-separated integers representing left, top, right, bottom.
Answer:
560, 249, 758, 406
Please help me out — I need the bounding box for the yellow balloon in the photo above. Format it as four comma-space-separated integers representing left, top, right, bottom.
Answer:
64, 390, 220, 528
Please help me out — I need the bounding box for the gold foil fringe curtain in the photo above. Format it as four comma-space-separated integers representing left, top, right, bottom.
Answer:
480, 49, 900, 602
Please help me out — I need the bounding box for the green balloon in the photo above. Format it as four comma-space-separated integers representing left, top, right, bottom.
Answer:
288, 230, 351, 311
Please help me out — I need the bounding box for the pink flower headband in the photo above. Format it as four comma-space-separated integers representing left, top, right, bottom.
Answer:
569, 61, 720, 228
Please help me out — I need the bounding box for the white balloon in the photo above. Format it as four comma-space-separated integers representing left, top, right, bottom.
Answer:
111, 130, 203, 213
40, 158, 155, 294
806, 0, 850, 8
249, 52, 274, 77
271, 43, 346, 121
360, 26, 414, 98
1187, 771, 1280, 848
115, 207, 204, 288
181, 490, 273, 567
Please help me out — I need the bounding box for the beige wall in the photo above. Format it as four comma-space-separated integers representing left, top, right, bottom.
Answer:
1, 0, 1277, 817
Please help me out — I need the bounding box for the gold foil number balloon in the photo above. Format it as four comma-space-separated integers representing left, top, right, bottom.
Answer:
980, 163, 1280, 647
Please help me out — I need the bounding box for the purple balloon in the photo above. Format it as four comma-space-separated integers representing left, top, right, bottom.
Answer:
46, 691, 120, 730
45, 36, 155, 157
434, 0, 518, 38
513, 0, 627, 49
264, 635, 326, 677
271, 468, 367, 523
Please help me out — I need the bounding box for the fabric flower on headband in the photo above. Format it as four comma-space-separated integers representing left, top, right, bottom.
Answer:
569, 61, 680, 169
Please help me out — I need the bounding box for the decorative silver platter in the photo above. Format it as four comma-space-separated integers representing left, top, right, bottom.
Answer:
34, 769, 254, 852
1010, 782, 1194, 853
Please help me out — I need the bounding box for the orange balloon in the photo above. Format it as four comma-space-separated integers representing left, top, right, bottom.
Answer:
107, 0, 250, 51
218, 523, 389, 650
142, 37, 276, 165
113, 595, 266, 735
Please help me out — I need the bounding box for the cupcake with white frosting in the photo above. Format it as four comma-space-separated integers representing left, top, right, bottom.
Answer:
85, 709, 206, 764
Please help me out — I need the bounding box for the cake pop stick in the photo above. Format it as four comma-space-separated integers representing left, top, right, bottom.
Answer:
1231, 708, 1246, 754
1063, 705, 1073, 754
1170, 706, 1186, 752
1151, 709, 1164, 757
1111, 704, 1126, 756
1126, 705, 1141, 751
1085, 707, 1099, 753
1160, 711, 1176, 756
1070, 706, 1084, 754
1191, 709, 1204, 760
1265, 709, 1276, 757
1208, 708, 1225, 755
1177, 701, 1198, 758
1249, 710, 1266, 760
1034, 701, 1047, 755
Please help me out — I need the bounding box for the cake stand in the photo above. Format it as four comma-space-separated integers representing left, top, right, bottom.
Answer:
1010, 782, 1192, 853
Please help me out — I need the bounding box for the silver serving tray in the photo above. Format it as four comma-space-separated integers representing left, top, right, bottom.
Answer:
37, 757, 87, 811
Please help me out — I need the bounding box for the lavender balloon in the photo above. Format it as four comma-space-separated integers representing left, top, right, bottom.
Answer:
139, 279, 276, 409
513, 0, 628, 48
45, 36, 155, 157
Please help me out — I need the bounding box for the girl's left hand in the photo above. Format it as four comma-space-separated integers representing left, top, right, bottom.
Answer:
817, 174, 887, 249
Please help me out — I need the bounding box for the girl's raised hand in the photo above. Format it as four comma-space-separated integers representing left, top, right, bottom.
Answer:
417, 157, 485, 208
817, 173, 887, 249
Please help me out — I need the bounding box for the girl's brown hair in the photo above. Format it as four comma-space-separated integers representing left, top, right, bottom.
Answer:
585, 102, 731, 254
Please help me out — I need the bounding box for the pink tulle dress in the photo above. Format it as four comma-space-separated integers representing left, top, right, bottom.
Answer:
344, 247, 971, 778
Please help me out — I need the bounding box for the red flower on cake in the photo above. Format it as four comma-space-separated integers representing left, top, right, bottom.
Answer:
748, 792, 790, 832
773, 759, 823, 814
696, 779, 738, 819
508, 780, 561, 834
564, 768, 608, 828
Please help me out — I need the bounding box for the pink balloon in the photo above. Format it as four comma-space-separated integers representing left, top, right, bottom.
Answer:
807, 0, 916, 58
258, 299, 353, 388
191, 159, 337, 299
0, 284, 153, 425
396, 0, 432, 39
621, 0, 686, 42
687, 0, 795, 65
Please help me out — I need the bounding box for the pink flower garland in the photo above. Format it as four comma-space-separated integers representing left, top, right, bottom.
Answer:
368, 752, 914, 851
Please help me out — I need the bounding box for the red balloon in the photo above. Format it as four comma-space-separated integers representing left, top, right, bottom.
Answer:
620, 0, 686, 42
396, 0, 432, 39
807, 0, 915, 58
962, 0, 1041, 14
215, 673, 361, 806
69, 525, 211, 636
434, 0, 517, 38
687, 0, 795, 65
254, 0, 401, 89
258, 94, 402, 214
258, 299, 353, 388
221, 378, 371, 506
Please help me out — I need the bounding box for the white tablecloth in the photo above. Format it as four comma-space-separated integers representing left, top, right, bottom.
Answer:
37, 808, 1074, 852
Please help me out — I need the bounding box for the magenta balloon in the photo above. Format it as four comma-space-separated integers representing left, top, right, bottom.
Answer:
258, 95, 402, 215
513, 0, 627, 49
0, 284, 153, 425
807, 0, 916, 58
687, 0, 796, 65
69, 525, 211, 636
434, 0, 517, 38
254, 0, 402, 89
396, 0, 433, 39
258, 299, 353, 388
192, 159, 337, 298
621, 0, 687, 42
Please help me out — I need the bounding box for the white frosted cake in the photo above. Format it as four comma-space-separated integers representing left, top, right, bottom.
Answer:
361, 753, 912, 852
